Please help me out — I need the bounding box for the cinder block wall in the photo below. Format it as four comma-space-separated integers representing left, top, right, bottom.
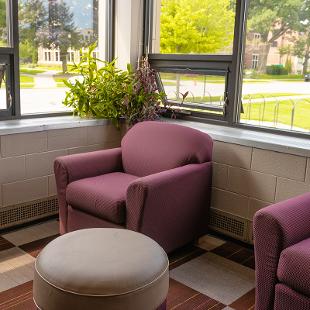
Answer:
211, 141, 310, 237
0, 123, 309, 241
0, 125, 121, 208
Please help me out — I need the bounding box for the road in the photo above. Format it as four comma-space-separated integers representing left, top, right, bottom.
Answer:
1, 80, 310, 114
163, 80, 310, 99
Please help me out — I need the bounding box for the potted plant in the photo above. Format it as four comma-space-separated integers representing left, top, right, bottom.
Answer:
63, 44, 131, 126
63, 45, 165, 128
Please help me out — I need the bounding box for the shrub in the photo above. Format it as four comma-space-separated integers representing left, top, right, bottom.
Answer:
266, 65, 288, 75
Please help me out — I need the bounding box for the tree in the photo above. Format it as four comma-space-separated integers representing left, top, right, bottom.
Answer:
293, 0, 310, 74
247, 0, 303, 72
19, 0, 47, 63
38, 0, 81, 73
0, 0, 6, 45
294, 35, 310, 74
160, 0, 235, 54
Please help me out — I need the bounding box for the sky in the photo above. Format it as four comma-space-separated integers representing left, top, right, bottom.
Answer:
65, 0, 95, 29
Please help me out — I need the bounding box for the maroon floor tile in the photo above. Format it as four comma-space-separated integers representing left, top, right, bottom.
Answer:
0, 281, 35, 310
228, 248, 254, 265
0, 237, 15, 252
242, 256, 255, 270
19, 234, 59, 257
167, 279, 225, 310
229, 288, 255, 310
211, 241, 244, 258
169, 245, 206, 270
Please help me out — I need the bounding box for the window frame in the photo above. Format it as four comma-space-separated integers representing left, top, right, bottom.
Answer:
144, 0, 246, 126
0, 0, 115, 121
144, 0, 310, 138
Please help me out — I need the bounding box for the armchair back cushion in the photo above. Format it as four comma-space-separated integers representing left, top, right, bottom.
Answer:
121, 121, 213, 177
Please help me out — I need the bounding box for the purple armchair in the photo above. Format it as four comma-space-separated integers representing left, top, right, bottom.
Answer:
54, 121, 213, 253
254, 192, 310, 310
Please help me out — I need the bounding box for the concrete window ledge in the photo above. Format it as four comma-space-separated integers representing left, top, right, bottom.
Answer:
0, 116, 309, 157
0, 117, 112, 136
167, 119, 310, 158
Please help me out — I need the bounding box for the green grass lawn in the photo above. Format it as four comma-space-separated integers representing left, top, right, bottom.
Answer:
20, 75, 35, 88
20, 75, 34, 83
20, 68, 46, 75
170, 93, 304, 103
53, 74, 76, 88
241, 99, 310, 130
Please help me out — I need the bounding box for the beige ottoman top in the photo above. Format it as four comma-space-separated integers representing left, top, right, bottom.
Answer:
35, 228, 169, 297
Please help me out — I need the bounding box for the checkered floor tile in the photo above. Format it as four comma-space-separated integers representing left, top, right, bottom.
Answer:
0, 219, 255, 309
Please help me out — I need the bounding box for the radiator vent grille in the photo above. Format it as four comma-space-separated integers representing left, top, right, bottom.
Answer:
209, 208, 248, 241
0, 197, 58, 229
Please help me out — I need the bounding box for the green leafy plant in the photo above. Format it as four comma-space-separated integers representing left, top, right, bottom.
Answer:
63, 47, 164, 127
63, 44, 131, 125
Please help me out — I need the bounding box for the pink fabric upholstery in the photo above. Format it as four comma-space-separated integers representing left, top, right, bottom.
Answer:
67, 206, 124, 232
254, 192, 310, 310
126, 163, 212, 253
121, 121, 213, 177
54, 148, 123, 234
277, 238, 310, 296
67, 173, 138, 224
54, 121, 213, 253
274, 284, 310, 310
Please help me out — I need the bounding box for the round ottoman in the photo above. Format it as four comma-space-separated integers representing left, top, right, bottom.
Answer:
33, 228, 169, 310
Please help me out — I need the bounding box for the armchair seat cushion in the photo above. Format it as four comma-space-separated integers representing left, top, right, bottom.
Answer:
66, 172, 138, 225
277, 237, 310, 296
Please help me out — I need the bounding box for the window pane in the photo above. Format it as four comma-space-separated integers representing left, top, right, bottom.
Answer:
241, 0, 310, 133
151, 0, 236, 55
0, 64, 7, 109
160, 72, 226, 115
18, 0, 102, 115
0, 0, 9, 47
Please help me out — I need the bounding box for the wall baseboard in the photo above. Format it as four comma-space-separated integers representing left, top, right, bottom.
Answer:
209, 208, 252, 243
0, 197, 59, 230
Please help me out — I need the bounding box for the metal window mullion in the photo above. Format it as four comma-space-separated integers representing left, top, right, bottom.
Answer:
0, 0, 20, 119
225, 0, 248, 126
10, 0, 20, 117
106, 0, 115, 62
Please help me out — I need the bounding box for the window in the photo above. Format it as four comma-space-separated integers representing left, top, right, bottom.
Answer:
0, 0, 9, 47
0, 0, 18, 119
253, 33, 261, 40
241, 0, 310, 134
146, 0, 238, 121
251, 54, 259, 69
146, 0, 309, 136
0, 0, 113, 118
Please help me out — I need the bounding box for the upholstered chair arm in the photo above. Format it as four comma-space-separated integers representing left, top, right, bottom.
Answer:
54, 148, 123, 234
126, 162, 212, 252
254, 192, 310, 310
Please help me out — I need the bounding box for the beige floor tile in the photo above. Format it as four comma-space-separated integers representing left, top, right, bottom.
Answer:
2, 220, 59, 246
170, 252, 255, 305
197, 235, 226, 251
0, 248, 35, 292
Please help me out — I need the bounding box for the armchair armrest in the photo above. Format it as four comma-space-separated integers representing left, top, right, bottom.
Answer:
254, 192, 310, 310
54, 147, 123, 234
126, 162, 212, 252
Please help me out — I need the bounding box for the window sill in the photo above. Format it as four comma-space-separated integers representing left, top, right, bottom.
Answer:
0, 116, 111, 136
167, 119, 310, 157
0, 116, 308, 157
